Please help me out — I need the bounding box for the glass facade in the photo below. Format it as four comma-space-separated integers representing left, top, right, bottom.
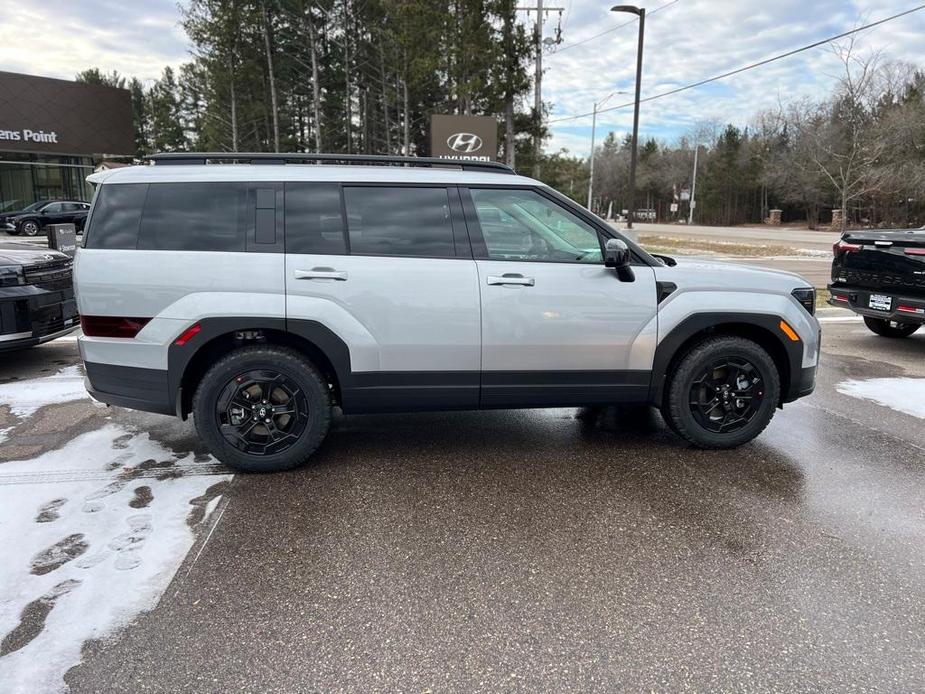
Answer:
0, 152, 94, 212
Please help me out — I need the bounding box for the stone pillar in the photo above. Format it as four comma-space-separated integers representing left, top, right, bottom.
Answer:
832, 208, 844, 229
768, 209, 782, 226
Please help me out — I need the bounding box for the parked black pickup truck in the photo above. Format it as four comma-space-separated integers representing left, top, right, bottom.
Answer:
828, 229, 925, 338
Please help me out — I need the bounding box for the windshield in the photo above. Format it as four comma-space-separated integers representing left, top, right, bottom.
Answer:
22, 201, 48, 213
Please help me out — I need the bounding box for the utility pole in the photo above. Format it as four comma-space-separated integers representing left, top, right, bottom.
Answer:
688, 144, 699, 225
518, 2, 564, 179
586, 90, 628, 211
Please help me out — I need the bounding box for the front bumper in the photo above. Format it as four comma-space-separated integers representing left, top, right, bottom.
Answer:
827, 284, 925, 325
0, 285, 79, 352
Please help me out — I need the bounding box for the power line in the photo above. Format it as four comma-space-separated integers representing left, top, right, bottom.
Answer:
549, 0, 679, 56
548, 2, 925, 124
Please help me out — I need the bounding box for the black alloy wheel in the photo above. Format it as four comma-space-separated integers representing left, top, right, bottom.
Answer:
662, 335, 781, 449
216, 369, 309, 456
689, 358, 765, 433
193, 345, 331, 473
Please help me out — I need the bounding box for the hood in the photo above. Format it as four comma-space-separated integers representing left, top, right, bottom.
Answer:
0, 242, 70, 267
655, 257, 811, 292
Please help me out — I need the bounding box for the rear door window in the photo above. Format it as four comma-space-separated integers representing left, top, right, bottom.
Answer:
343, 186, 455, 258
285, 183, 346, 254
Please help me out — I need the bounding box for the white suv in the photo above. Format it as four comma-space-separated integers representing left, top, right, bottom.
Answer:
76, 153, 819, 472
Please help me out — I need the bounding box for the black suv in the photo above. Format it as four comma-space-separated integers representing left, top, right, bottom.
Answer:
7, 200, 90, 236
0, 242, 78, 350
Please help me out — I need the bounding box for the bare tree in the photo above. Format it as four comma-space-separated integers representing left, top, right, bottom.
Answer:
795, 36, 893, 230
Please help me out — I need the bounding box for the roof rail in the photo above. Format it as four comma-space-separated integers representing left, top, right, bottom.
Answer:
145, 152, 516, 174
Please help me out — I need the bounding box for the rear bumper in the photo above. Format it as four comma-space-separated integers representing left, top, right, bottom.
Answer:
827, 284, 925, 325
84, 362, 173, 416
0, 285, 79, 352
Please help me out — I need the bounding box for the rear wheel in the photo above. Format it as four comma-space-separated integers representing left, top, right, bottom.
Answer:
20, 220, 40, 237
192, 345, 331, 473
662, 336, 780, 449
863, 316, 920, 338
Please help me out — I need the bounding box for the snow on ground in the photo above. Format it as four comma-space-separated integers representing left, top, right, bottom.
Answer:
836, 378, 925, 419
0, 365, 88, 418
0, 371, 232, 693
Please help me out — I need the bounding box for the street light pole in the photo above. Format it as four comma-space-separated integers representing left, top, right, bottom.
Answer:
611, 5, 645, 230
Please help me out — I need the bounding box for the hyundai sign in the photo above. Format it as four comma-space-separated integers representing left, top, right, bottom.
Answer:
430, 114, 498, 162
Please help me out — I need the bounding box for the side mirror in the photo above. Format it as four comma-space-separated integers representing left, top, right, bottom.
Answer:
604, 238, 635, 282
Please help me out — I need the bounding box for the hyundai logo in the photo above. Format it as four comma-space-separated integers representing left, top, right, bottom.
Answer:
446, 132, 483, 153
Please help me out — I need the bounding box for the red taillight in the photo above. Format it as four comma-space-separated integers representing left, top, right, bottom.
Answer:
80, 315, 151, 338
831, 293, 849, 303
833, 239, 862, 256
174, 323, 201, 346
897, 305, 925, 315
904, 248, 925, 256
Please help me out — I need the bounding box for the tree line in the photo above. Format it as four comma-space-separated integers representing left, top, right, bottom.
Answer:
583, 39, 925, 229
78, 12, 925, 229
77, 0, 539, 167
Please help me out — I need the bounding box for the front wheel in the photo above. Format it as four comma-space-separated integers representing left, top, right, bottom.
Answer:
662, 336, 781, 449
20, 220, 40, 237
192, 345, 331, 473
863, 316, 920, 338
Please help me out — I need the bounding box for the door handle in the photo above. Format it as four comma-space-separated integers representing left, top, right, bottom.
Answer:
487, 273, 535, 286
294, 268, 348, 281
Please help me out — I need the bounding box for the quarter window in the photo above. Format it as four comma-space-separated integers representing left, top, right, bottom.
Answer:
137, 182, 247, 252
470, 188, 603, 263
83, 183, 147, 250
344, 186, 455, 257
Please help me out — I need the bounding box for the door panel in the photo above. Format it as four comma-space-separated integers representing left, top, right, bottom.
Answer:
467, 187, 658, 407
284, 183, 481, 413
477, 261, 657, 372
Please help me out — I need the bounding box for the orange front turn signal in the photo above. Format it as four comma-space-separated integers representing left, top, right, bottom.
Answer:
779, 320, 800, 342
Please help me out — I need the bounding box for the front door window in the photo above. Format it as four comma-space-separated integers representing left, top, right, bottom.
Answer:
470, 188, 603, 263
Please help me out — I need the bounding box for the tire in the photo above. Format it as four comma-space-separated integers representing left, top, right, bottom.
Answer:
20, 220, 40, 237
661, 336, 781, 449
192, 345, 331, 473
863, 316, 920, 338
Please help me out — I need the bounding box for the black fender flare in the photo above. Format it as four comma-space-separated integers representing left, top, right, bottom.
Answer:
167, 317, 352, 418
648, 312, 805, 406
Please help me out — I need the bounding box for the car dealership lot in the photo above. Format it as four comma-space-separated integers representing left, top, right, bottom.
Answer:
0, 308, 921, 692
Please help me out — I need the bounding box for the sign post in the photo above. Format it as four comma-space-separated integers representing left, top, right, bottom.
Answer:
47, 223, 77, 257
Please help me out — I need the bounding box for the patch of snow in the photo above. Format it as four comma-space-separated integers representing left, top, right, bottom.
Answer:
0, 424, 232, 693
0, 365, 90, 418
796, 248, 832, 257
836, 378, 925, 419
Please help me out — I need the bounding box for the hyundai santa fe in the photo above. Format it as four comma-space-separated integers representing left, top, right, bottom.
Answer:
75, 153, 819, 473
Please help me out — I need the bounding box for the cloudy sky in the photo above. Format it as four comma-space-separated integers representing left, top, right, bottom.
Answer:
2, 0, 923, 156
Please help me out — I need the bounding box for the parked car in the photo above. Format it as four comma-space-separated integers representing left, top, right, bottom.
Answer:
8, 200, 90, 236
0, 200, 52, 230
828, 229, 925, 337
0, 242, 78, 351
76, 153, 820, 473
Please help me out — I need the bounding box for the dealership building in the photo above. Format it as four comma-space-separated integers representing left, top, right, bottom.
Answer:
0, 71, 133, 210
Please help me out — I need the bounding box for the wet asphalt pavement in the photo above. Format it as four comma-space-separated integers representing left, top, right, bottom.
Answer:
1, 316, 923, 692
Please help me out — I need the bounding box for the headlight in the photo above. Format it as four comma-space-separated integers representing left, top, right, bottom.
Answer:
792, 287, 816, 315
0, 265, 24, 287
